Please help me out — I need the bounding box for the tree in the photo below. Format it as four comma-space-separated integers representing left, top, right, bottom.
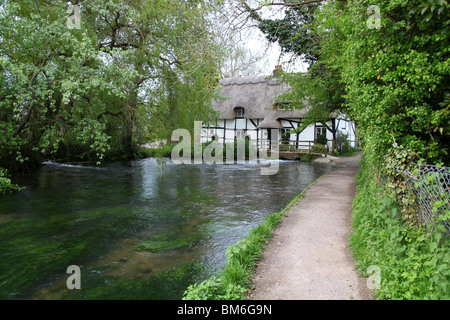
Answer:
0, 0, 226, 192
0, 0, 224, 167
83, 0, 223, 151
239, 0, 345, 150
241, 0, 449, 166
315, 0, 449, 167
255, 1, 320, 66
219, 37, 270, 78
139, 0, 223, 141
0, 0, 132, 171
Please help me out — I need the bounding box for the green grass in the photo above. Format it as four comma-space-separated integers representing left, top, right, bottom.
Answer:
337, 150, 362, 157
138, 145, 175, 158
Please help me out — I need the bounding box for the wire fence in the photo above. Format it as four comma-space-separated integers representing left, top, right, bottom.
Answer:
399, 164, 450, 237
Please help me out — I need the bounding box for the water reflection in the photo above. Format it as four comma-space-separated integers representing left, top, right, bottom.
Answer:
0, 158, 330, 299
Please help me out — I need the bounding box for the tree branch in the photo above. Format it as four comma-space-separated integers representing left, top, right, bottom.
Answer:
239, 0, 326, 18
97, 110, 123, 120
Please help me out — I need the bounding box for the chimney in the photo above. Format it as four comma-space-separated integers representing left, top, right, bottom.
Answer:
273, 65, 283, 77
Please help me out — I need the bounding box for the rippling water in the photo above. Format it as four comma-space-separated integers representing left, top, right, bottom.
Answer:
0, 158, 330, 299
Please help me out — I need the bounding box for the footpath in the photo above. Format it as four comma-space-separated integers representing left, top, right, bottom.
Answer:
247, 154, 373, 300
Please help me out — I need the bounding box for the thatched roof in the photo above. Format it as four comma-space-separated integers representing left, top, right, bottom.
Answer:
212, 76, 309, 128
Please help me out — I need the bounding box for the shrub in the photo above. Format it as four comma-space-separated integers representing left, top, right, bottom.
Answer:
0, 168, 21, 193
310, 143, 327, 154
316, 134, 328, 145
336, 132, 351, 155
350, 158, 450, 300
223, 138, 257, 160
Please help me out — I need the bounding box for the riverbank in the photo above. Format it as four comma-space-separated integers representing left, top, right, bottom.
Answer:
247, 154, 372, 300
182, 155, 370, 300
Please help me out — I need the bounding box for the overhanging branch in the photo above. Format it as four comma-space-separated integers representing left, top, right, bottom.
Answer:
239, 0, 326, 18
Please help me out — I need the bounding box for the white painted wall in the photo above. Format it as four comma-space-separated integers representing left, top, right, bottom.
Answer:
202, 116, 357, 149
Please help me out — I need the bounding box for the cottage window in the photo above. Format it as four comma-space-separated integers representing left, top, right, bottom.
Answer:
316, 127, 326, 137
235, 107, 245, 118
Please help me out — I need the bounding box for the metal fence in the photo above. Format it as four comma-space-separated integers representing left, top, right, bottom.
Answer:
399, 164, 450, 237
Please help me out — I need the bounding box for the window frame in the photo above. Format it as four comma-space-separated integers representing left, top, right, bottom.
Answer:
235, 107, 245, 118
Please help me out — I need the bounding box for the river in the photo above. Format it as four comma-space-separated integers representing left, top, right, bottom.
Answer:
0, 158, 331, 299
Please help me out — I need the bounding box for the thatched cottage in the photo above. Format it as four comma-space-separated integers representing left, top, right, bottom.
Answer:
202, 70, 356, 152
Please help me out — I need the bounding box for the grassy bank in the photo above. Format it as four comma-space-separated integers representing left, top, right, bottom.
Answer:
350, 158, 450, 300
182, 176, 325, 300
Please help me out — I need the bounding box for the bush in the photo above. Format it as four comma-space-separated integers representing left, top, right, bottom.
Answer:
182, 277, 247, 300
0, 167, 21, 193
310, 143, 327, 154
316, 134, 328, 145
336, 132, 351, 155
139, 145, 175, 158
350, 158, 450, 299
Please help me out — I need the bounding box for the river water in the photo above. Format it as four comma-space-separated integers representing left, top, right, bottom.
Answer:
0, 158, 330, 299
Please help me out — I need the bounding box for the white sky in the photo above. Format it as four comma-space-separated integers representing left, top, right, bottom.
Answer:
241, 3, 309, 75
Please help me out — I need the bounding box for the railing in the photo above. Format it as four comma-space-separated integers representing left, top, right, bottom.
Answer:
278, 141, 315, 152
259, 140, 327, 155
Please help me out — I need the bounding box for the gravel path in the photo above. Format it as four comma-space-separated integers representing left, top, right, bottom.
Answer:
247, 154, 373, 300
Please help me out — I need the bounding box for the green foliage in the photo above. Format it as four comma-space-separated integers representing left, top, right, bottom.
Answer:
256, 3, 320, 65
310, 143, 327, 154
316, 133, 328, 145
351, 158, 450, 299
277, 71, 344, 137
254, 0, 449, 168
335, 132, 351, 155
223, 138, 257, 161
0, 0, 223, 173
0, 167, 21, 193
0, 1, 134, 167
251, 0, 450, 299
316, 0, 449, 168
182, 276, 247, 300
139, 145, 176, 158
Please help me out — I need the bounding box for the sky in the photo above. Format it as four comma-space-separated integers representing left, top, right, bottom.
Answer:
246, 36, 309, 75
239, 3, 309, 76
